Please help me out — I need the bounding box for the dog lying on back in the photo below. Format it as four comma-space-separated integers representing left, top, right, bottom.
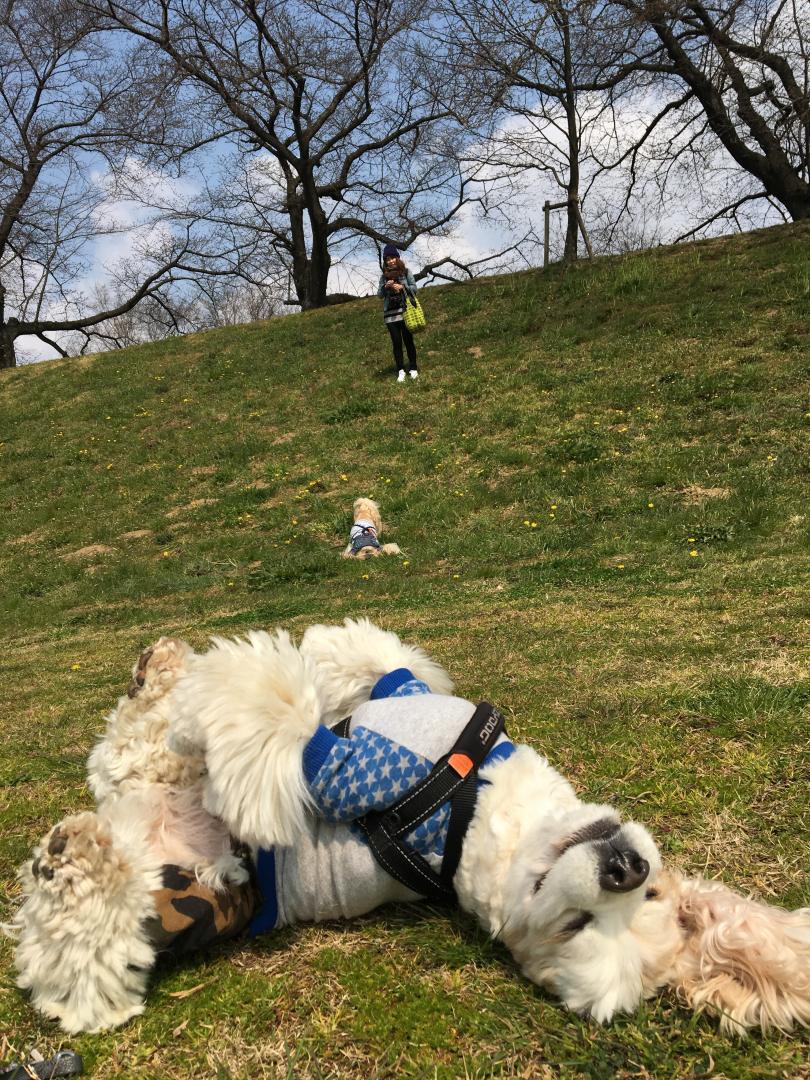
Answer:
7, 621, 810, 1036
342, 498, 401, 559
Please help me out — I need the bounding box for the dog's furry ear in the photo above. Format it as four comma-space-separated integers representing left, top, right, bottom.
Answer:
643, 873, 810, 1034
300, 618, 454, 726
8, 806, 162, 1034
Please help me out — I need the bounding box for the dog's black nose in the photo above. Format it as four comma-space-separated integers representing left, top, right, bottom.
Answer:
598, 845, 649, 893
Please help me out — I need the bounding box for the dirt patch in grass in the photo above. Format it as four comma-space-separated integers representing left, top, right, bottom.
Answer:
8, 529, 47, 545
62, 544, 116, 560
118, 529, 153, 540
676, 484, 731, 502
166, 499, 218, 518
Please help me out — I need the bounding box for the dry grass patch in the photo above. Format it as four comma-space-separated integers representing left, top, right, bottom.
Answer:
166, 498, 218, 518
676, 484, 732, 503
61, 544, 116, 560
8, 529, 47, 545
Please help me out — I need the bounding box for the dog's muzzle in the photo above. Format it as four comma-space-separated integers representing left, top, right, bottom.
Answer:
559, 818, 650, 894
596, 840, 650, 893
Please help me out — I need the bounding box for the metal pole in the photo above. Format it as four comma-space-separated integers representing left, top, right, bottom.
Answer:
544, 201, 550, 269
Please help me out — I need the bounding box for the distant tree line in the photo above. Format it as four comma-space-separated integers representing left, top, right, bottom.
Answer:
1, 0, 807, 367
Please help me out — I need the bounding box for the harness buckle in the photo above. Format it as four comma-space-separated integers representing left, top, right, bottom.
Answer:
448, 753, 473, 777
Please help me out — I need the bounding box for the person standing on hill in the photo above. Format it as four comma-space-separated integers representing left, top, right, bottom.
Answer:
378, 245, 419, 382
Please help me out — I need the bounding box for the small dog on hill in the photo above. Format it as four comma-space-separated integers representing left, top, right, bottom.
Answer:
342, 497, 401, 559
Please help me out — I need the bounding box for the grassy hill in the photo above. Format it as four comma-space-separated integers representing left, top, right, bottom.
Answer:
1, 222, 809, 1078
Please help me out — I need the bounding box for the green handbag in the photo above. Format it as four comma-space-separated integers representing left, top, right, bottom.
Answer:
403, 288, 426, 332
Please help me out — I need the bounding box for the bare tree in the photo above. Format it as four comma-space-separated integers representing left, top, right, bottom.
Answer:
86, 0, 494, 309
441, 0, 647, 263
78, 272, 280, 349
0, 0, 234, 368
611, 0, 810, 229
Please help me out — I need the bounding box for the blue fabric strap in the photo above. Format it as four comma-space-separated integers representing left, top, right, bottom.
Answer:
370, 667, 416, 699
247, 848, 278, 936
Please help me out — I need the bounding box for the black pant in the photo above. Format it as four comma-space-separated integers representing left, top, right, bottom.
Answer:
387, 321, 418, 371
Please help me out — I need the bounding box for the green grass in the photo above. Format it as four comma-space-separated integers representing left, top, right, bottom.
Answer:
1, 222, 809, 1077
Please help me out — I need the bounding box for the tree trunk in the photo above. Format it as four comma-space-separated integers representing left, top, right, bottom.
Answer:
0, 284, 17, 368
0, 325, 17, 369
287, 191, 331, 309
560, 12, 580, 264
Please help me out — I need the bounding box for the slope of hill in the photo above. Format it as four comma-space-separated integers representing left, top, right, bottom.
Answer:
1, 223, 808, 1077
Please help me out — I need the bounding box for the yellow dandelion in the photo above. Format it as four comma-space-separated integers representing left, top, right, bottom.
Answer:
162, 550, 171, 557
690, 550, 699, 557
70, 663, 81, 671
403, 561, 410, 568
340, 474, 348, 481
361, 573, 369, 580
648, 502, 654, 508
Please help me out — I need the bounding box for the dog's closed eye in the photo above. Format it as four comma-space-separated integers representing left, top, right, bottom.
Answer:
562, 912, 593, 934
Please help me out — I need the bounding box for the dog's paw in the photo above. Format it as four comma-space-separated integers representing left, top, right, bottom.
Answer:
195, 850, 251, 891
26, 814, 130, 904
127, 636, 192, 701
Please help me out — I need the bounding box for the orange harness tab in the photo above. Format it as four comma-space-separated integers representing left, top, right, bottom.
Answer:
448, 753, 473, 777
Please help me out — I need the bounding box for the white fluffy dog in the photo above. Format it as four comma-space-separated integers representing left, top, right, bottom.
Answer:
7, 622, 810, 1036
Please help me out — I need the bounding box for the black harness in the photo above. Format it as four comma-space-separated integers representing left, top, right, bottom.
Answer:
331, 702, 506, 902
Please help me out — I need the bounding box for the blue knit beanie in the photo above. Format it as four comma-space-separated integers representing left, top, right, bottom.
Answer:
382, 244, 400, 259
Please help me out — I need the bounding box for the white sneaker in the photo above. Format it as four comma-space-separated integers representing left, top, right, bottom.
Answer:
397, 370, 406, 382
409, 370, 419, 379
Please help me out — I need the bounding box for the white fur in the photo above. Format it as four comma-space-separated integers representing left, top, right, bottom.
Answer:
87, 636, 203, 801
168, 629, 323, 848
301, 617, 454, 726
11, 798, 163, 1033
457, 747, 662, 1022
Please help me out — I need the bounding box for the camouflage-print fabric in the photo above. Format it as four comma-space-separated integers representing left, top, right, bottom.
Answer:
144, 861, 259, 956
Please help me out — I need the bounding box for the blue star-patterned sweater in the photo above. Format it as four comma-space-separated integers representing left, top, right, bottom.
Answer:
249, 670, 514, 933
